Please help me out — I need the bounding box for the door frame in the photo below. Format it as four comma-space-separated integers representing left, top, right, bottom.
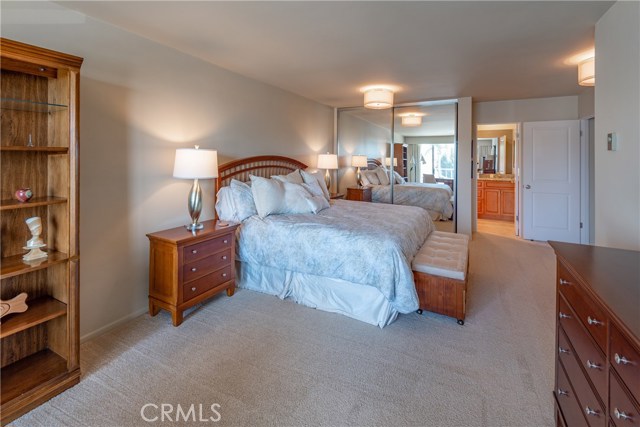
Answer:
579, 116, 594, 244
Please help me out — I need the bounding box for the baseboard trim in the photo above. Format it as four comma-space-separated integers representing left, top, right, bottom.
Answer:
80, 306, 148, 343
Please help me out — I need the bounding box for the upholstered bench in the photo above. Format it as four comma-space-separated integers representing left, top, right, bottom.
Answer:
412, 231, 469, 325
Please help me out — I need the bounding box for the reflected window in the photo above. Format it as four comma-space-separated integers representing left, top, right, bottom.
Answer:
420, 144, 456, 181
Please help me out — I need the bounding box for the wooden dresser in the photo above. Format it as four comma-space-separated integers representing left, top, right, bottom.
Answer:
346, 186, 372, 202
549, 242, 640, 427
147, 220, 238, 326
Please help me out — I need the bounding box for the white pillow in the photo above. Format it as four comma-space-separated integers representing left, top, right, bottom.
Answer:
375, 166, 391, 185
272, 169, 304, 184
250, 176, 327, 218
393, 171, 406, 184
300, 170, 330, 200
363, 170, 380, 185
360, 172, 371, 186
230, 179, 258, 220
215, 187, 237, 222
301, 180, 330, 212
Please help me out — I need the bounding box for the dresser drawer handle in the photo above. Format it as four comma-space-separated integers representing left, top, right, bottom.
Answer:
223, 239, 229, 244
614, 353, 633, 365
222, 255, 227, 260
191, 287, 196, 292
614, 408, 633, 421
222, 273, 227, 278
556, 388, 568, 396
191, 267, 197, 272
558, 347, 570, 355
191, 249, 198, 254
587, 316, 604, 326
584, 407, 600, 417
586, 360, 601, 370
559, 278, 571, 286
558, 312, 571, 319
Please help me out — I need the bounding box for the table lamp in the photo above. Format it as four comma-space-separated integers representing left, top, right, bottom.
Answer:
317, 152, 338, 191
351, 155, 368, 186
173, 146, 218, 230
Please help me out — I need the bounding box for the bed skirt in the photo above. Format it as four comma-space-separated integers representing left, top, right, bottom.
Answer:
236, 261, 399, 328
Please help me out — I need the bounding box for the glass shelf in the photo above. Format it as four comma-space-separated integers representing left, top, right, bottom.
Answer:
1, 98, 68, 113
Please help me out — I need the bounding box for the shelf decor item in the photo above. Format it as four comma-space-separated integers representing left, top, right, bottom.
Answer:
23, 216, 47, 261
0, 293, 28, 319
173, 145, 218, 231
14, 188, 33, 202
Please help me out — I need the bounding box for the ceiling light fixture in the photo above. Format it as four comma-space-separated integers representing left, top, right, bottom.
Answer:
363, 87, 394, 109
578, 57, 595, 86
399, 113, 425, 127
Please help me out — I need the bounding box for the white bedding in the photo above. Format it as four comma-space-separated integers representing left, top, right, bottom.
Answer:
370, 183, 454, 221
235, 199, 433, 316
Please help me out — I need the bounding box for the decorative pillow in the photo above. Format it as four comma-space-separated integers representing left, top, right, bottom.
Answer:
250, 176, 327, 218
301, 180, 330, 212
250, 176, 286, 218
300, 170, 330, 200
230, 179, 258, 220
375, 166, 391, 185
272, 169, 304, 184
359, 172, 371, 186
363, 170, 381, 185
215, 187, 237, 222
393, 171, 406, 184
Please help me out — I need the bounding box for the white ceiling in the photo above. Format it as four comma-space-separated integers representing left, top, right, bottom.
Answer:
61, 1, 612, 107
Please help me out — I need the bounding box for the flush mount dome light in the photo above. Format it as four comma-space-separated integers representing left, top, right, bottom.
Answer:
399, 112, 425, 127
578, 57, 595, 86
363, 87, 394, 109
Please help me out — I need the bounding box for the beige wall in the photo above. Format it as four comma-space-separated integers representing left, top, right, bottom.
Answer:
474, 96, 579, 124
578, 87, 595, 118
2, 2, 334, 338
594, 1, 640, 250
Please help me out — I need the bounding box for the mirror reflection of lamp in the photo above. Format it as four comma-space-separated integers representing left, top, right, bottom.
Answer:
351, 155, 368, 187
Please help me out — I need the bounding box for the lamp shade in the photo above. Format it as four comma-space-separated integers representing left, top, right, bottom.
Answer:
385, 157, 398, 167
364, 88, 394, 109
173, 147, 218, 179
401, 114, 422, 127
317, 153, 338, 170
351, 155, 368, 168
578, 57, 595, 86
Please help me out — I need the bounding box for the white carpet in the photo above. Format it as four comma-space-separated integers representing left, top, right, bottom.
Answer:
13, 232, 556, 427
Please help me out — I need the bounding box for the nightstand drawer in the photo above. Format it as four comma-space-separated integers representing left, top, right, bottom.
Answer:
184, 233, 233, 263
558, 262, 608, 352
183, 249, 232, 283
183, 265, 233, 302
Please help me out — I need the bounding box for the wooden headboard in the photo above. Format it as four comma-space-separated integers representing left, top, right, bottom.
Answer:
367, 158, 382, 170
216, 155, 308, 193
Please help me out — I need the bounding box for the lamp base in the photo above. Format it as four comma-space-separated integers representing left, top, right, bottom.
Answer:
185, 223, 204, 231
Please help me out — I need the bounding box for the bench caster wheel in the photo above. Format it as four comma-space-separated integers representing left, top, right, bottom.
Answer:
457, 319, 464, 325
416, 309, 423, 315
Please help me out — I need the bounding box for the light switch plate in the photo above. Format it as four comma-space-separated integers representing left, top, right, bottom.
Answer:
607, 133, 617, 151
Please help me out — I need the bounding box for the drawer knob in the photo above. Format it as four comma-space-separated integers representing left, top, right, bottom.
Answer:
222, 273, 227, 277
558, 347, 570, 355
222, 255, 227, 260
558, 312, 571, 319
614, 353, 632, 365
191, 287, 196, 292
191, 249, 198, 254
614, 408, 633, 421
587, 316, 604, 326
191, 267, 197, 272
559, 278, 571, 286
556, 388, 568, 396
223, 239, 229, 244
586, 360, 601, 370
584, 407, 600, 417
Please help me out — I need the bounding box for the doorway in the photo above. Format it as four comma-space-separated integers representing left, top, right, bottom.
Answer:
476, 123, 518, 238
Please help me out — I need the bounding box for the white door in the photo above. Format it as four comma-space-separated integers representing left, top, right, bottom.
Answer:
522, 120, 581, 243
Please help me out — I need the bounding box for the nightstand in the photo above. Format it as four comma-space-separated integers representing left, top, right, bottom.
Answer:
346, 186, 372, 202
146, 220, 239, 326
330, 192, 345, 200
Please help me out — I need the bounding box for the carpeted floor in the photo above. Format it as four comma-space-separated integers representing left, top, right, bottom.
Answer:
13, 232, 556, 427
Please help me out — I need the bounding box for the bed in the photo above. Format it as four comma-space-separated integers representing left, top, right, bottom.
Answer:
363, 159, 454, 221
216, 156, 434, 327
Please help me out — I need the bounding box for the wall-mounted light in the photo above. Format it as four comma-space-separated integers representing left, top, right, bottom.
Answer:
399, 112, 425, 127
578, 57, 595, 86
363, 87, 394, 109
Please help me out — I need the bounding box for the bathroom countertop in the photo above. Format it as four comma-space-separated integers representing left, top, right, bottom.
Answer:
477, 176, 515, 183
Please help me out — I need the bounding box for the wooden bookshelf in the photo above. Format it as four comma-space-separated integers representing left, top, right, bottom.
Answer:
0, 38, 83, 424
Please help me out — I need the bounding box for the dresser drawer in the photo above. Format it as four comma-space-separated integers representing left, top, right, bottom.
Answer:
558, 296, 608, 402
611, 325, 640, 404
558, 262, 608, 352
183, 249, 231, 283
610, 370, 640, 427
182, 265, 233, 302
183, 233, 233, 263
556, 360, 588, 427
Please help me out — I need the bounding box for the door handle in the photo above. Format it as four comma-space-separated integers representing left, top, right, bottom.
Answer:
525, 184, 531, 189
